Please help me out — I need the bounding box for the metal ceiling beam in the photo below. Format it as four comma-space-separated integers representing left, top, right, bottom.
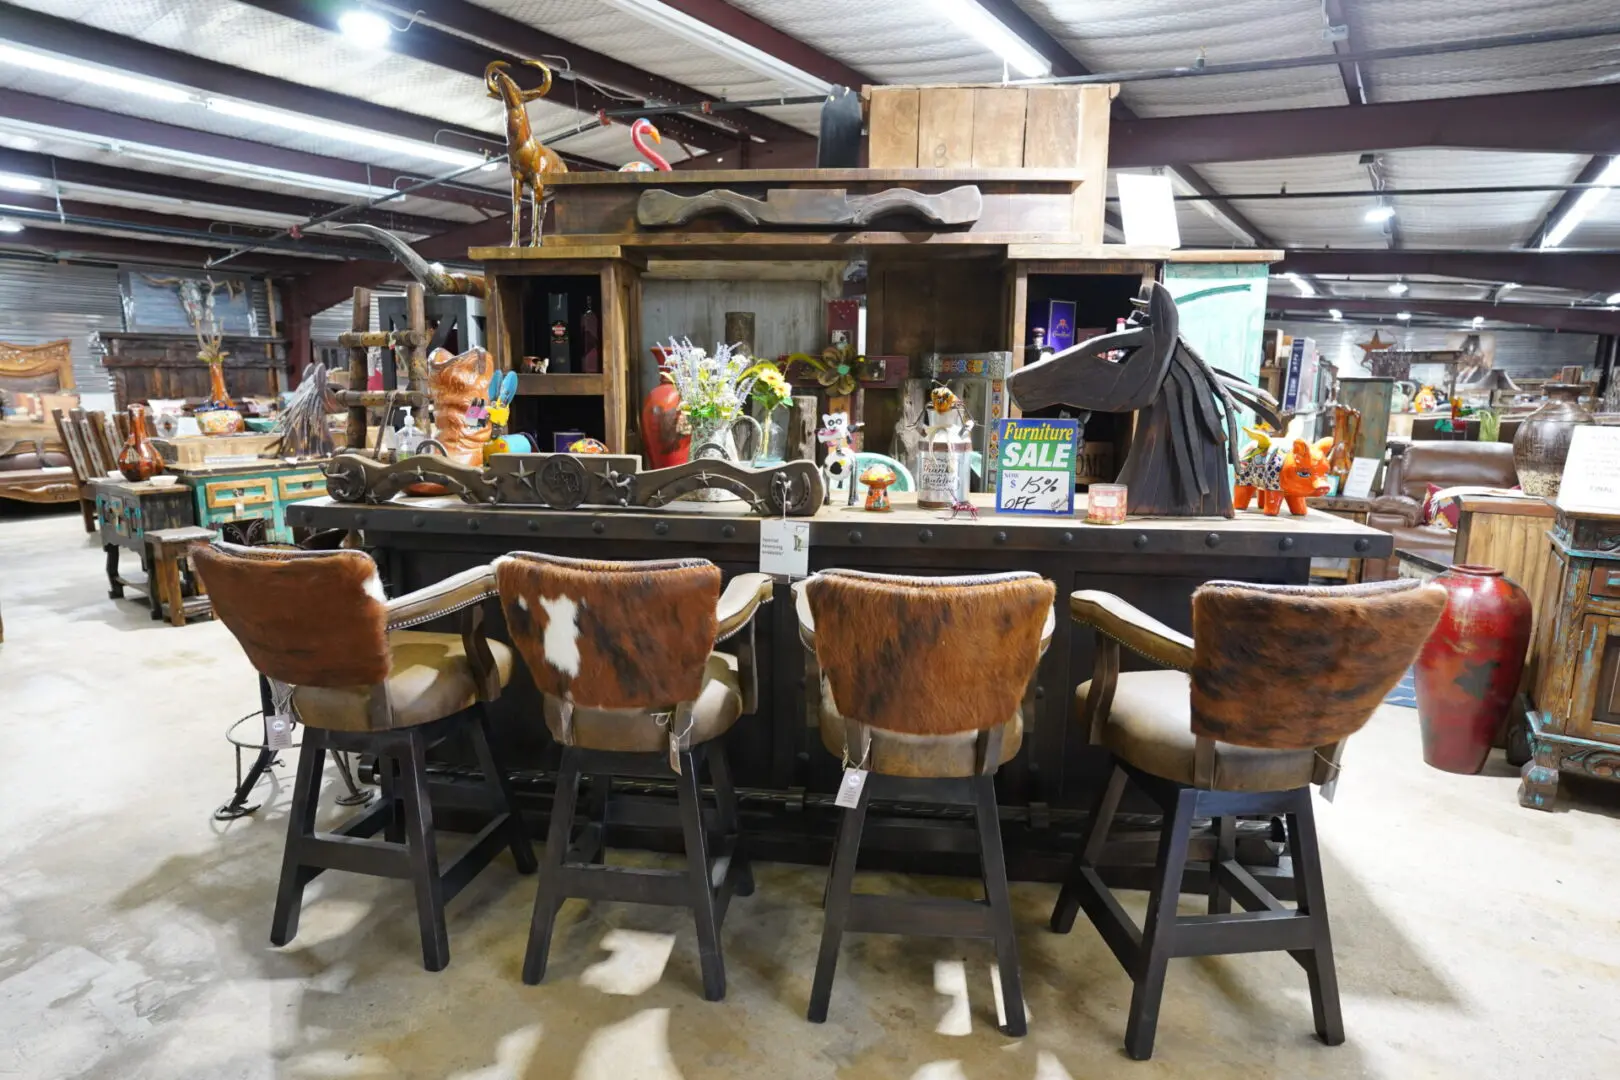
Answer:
1525, 155, 1616, 249
0, 148, 461, 236
369, 0, 820, 146
1321, 0, 1367, 105
1275, 250, 1620, 296
1271, 295, 1620, 336
0, 89, 509, 213
0, 2, 500, 160
645, 0, 871, 89
0, 225, 339, 274
0, 191, 391, 260
1111, 84, 1620, 167
973, 0, 1271, 249
235, 0, 799, 153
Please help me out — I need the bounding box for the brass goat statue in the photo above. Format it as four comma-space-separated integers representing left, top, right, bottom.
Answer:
486, 59, 568, 246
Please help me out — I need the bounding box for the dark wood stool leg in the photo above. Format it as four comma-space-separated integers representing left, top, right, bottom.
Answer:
1051, 764, 1126, 933
470, 705, 537, 874
807, 779, 871, 1023
586, 774, 611, 865
105, 544, 123, 600
1124, 786, 1198, 1061
708, 740, 753, 897
378, 754, 405, 844
523, 748, 581, 985
270, 726, 326, 947
1287, 790, 1345, 1046
974, 774, 1026, 1037
1208, 815, 1236, 915
676, 749, 726, 1001
399, 728, 449, 972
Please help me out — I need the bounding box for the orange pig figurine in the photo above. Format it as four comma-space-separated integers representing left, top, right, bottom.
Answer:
1233, 428, 1334, 516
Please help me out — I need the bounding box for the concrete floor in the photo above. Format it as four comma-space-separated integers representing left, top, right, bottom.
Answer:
3, 507, 1619, 1080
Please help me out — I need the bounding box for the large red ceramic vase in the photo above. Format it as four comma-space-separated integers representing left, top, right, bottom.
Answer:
1414, 565, 1533, 774
639, 380, 689, 469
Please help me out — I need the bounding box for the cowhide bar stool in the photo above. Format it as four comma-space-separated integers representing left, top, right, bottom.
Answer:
1050, 580, 1445, 1059
796, 569, 1055, 1036
195, 542, 536, 971
493, 553, 772, 1001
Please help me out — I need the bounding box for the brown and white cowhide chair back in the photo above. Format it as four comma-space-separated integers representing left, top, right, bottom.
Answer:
494, 552, 762, 753
801, 569, 1056, 777
195, 540, 509, 732
194, 541, 392, 689
1189, 579, 1446, 786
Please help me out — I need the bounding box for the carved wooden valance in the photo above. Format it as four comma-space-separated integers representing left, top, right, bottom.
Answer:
637, 185, 982, 228
323, 452, 825, 516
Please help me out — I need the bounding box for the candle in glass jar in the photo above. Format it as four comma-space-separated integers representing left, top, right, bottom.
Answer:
1087, 483, 1128, 524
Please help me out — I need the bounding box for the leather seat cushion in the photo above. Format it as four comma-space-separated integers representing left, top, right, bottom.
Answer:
292, 630, 513, 732
1079, 670, 1315, 792
818, 695, 1023, 778
542, 651, 743, 753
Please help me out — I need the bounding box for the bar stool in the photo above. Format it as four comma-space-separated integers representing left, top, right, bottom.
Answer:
195, 542, 536, 971
795, 569, 1055, 1036
493, 553, 772, 1001
1050, 579, 1445, 1059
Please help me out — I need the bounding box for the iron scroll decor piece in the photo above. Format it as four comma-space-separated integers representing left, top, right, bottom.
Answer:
323, 452, 825, 517
637, 185, 983, 229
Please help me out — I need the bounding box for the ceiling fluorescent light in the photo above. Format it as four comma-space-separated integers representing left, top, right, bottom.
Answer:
1472, 315, 1485, 328
338, 9, 394, 47
600, 0, 832, 94
0, 220, 23, 234
937, 0, 1053, 78
1499, 282, 1519, 293
1329, 308, 1343, 320
206, 98, 485, 169
0, 43, 191, 103
1284, 272, 1315, 298
1388, 281, 1409, 295
0, 172, 42, 192
1606, 291, 1620, 305
1397, 312, 1411, 320
1541, 158, 1620, 249
1365, 206, 1396, 223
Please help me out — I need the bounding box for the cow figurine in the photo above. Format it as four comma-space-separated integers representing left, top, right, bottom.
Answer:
817, 412, 858, 505
1234, 428, 1334, 516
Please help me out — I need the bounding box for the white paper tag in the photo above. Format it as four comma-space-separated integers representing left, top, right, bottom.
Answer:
759, 517, 810, 579
669, 730, 682, 775
1343, 457, 1380, 499
266, 712, 294, 751
234, 499, 246, 518
1319, 776, 1338, 803
834, 767, 868, 809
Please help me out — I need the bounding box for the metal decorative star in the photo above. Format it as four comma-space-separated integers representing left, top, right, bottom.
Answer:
1357, 331, 1394, 359
1453, 657, 1499, 701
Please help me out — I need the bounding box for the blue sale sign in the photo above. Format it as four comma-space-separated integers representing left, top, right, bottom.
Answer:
996, 418, 1080, 515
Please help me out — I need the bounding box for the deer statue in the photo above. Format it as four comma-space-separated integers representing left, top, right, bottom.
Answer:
485, 60, 568, 247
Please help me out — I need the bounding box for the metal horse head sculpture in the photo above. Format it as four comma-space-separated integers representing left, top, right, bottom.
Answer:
485, 60, 568, 247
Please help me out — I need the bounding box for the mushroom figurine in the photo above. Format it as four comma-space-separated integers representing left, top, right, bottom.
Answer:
860, 462, 897, 512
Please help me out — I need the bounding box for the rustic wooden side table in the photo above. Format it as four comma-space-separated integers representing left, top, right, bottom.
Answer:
90, 477, 196, 614
145, 526, 217, 627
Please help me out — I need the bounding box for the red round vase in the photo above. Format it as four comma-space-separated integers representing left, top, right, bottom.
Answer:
639, 382, 689, 469
1413, 564, 1533, 774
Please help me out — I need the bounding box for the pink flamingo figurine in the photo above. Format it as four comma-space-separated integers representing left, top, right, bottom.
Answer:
619, 118, 672, 172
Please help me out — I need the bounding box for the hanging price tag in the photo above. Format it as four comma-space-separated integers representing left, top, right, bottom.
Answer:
759, 517, 810, 579
834, 767, 868, 809
669, 730, 682, 775
266, 713, 294, 751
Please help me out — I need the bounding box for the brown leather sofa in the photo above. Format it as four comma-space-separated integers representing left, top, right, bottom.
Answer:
1362, 441, 1519, 580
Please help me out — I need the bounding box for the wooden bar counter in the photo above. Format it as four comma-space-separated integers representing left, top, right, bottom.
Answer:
289, 493, 1388, 881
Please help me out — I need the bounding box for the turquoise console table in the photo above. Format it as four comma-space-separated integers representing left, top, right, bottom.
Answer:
170, 460, 329, 544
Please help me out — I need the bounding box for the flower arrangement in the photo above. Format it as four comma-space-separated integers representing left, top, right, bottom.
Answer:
658, 337, 789, 428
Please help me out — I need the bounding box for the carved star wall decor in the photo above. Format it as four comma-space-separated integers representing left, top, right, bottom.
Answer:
1357, 331, 1394, 359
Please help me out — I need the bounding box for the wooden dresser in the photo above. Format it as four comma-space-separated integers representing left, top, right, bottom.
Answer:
1519, 507, 1620, 809
171, 461, 329, 544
